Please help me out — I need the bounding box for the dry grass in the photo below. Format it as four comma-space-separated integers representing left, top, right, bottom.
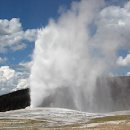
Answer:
89, 115, 130, 123
16, 124, 130, 130
0, 119, 48, 130
0, 115, 130, 130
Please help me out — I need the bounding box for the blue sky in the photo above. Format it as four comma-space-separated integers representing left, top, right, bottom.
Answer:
0, 0, 128, 29
0, 0, 130, 95
0, 0, 78, 29
0, 0, 130, 73
0, 0, 76, 66
0, 0, 75, 29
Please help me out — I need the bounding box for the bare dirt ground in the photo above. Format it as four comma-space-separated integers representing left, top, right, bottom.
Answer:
0, 108, 130, 130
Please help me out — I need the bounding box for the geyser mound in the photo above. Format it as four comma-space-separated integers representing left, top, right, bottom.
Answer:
30, 0, 130, 112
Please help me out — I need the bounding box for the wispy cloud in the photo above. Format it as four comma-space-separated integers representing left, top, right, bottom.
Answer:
0, 57, 7, 64
117, 54, 130, 66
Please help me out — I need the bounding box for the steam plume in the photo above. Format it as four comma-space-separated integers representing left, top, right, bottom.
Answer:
30, 0, 130, 112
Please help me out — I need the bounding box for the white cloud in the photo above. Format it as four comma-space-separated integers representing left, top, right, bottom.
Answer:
12, 79, 29, 91
127, 72, 130, 76
92, 1, 130, 55
117, 54, 130, 66
0, 18, 37, 53
0, 18, 21, 34
0, 66, 29, 95
0, 66, 15, 82
19, 61, 33, 69
24, 29, 37, 42
0, 57, 7, 64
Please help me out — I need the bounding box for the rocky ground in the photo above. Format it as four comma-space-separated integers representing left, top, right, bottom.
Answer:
0, 108, 130, 130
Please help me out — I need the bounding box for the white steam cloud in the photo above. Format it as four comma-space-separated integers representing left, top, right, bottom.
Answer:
30, 0, 130, 112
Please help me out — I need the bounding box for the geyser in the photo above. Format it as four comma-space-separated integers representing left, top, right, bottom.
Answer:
30, 0, 130, 112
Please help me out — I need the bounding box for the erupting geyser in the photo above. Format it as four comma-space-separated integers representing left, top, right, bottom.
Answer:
30, 0, 130, 112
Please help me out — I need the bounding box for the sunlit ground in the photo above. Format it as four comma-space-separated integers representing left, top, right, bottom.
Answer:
0, 108, 130, 130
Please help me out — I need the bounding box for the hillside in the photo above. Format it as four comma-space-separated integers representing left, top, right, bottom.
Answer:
0, 88, 30, 112
0, 76, 129, 112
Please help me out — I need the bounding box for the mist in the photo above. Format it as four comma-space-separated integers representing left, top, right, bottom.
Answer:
30, 0, 130, 112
